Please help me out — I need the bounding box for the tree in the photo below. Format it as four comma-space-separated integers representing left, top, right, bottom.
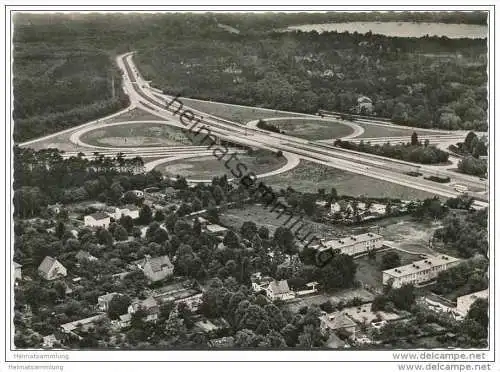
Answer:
113, 225, 128, 241
108, 295, 131, 320
381, 251, 401, 270
273, 227, 295, 254
411, 132, 419, 146
466, 298, 488, 329
240, 221, 258, 241
154, 210, 165, 222
223, 230, 240, 249
138, 205, 153, 225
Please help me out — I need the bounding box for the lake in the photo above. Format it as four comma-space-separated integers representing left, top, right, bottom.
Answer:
285, 22, 487, 39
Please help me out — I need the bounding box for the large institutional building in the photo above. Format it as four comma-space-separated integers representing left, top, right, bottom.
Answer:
313, 232, 384, 256
382, 254, 461, 288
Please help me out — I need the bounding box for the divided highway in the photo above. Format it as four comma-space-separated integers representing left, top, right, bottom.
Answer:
118, 52, 488, 207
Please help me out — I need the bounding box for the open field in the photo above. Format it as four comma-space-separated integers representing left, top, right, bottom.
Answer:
100, 108, 162, 125
355, 122, 445, 139
366, 216, 443, 255
355, 249, 422, 290
20, 108, 161, 151
177, 97, 309, 124
264, 117, 354, 140
221, 203, 351, 238
80, 122, 193, 147
265, 160, 438, 200
155, 150, 287, 180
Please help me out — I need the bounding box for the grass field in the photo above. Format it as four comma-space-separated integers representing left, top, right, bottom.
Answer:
80, 122, 193, 147
355, 249, 422, 289
155, 150, 287, 180
221, 203, 350, 237
265, 160, 438, 200
356, 123, 446, 139
178, 97, 308, 124
101, 108, 162, 125
264, 118, 354, 140
370, 216, 443, 255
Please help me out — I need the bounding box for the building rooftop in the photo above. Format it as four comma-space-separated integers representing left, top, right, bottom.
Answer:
38, 256, 64, 275
321, 312, 357, 330
268, 280, 291, 295
457, 289, 489, 303
316, 232, 383, 251
60, 314, 106, 332
87, 212, 110, 221
144, 255, 173, 273
383, 254, 461, 278
205, 224, 228, 234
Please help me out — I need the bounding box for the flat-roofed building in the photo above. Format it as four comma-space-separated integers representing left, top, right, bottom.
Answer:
456, 289, 488, 317
313, 233, 383, 256
382, 254, 461, 288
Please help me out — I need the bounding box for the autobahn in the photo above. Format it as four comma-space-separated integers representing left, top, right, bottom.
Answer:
117, 52, 488, 206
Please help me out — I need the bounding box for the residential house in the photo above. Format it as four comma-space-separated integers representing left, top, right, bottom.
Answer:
319, 312, 357, 339
357, 96, 373, 114
75, 250, 98, 262
266, 280, 295, 302
108, 205, 140, 220
60, 314, 107, 338
42, 334, 59, 349
208, 336, 235, 348
456, 289, 488, 317
38, 256, 67, 281
128, 296, 160, 323
97, 292, 120, 312
118, 313, 132, 329
250, 272, 273, 292
84, 212, 110, 229
382, 255, 461, 288
13, 261, 22, 281
205, 224, 228, 237
130, 190, 144, 198
136, 255, 174, 282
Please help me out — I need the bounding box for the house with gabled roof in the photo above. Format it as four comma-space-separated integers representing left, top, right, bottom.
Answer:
266, 280, 295, 301
75, 250, 98, 262
38, 256, 67, 281
137, 255, 174, 282
13, 261, 22, 281
84, 212, 110, 229
128, 296, 159, 322
320, 312, 357, 339
97, 292, 121, 312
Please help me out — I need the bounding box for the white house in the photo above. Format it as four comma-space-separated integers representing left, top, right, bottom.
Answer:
97, 292, 120, 312
456, 289, 488, 317
266, 280, 295, 301
357, 96, 373, 114
137, 255, 174, 282
108, 205, 139, 220
13, 261, 22, 281
130, 190, 144, 198
382, 255, 461, 288
38, 256, 67, 281
84, 212, 111, 229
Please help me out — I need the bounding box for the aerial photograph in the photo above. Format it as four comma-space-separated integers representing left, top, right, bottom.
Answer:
9, 9, 490, 355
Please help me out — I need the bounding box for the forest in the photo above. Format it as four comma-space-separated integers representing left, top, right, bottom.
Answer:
137, 31, 487, 131
333, 138, 449, 164
13, 12, 488, 143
